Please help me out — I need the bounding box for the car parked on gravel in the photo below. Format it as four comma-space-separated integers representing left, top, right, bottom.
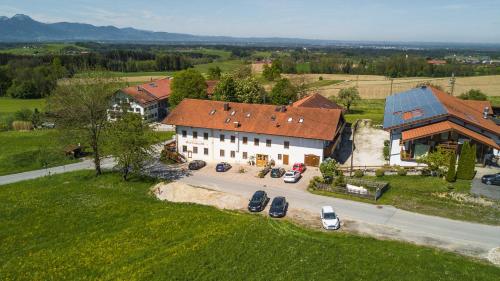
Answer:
270, 167, 286, 178
320, 206, 340, 230
188, 160, 206, 170
269, 196, 288, 218
216, 162, 232, 172
283, 170, 301, 183
248, 190, 270, 212
292, 163, 306, 174
481, 173, 500, 185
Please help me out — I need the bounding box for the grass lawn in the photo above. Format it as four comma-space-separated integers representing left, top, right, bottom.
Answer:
194, 60, 246, 75
0, 97, 46, 120
344, 99, 385, 124
0, 171, 499, 280
305, 79, 343, 89
73, 71, 175, 78
0, 130, 77, 176
0, 43, 87, 55
310, 175, 500, 225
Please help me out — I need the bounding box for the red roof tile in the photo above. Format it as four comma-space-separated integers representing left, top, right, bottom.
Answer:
402, 121, 499, 150
430, 88, 499, 135
121, 78, 172, 105
163, 99, 344, 141
292, 93, 344, 110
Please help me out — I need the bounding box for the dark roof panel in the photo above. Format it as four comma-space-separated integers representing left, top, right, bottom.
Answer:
383, 87, 447, 129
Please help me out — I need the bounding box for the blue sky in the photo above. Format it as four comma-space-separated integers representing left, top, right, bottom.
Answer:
1, 0, 499, 43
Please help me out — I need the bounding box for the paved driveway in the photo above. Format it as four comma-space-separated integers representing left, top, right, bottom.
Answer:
179, 168, 500, 261
471, 167, 500, 200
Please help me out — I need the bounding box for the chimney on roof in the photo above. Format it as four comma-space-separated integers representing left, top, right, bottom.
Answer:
233, 121, 240, 128
483, 107, 489, 119
280, 105, 287, 112
223, 103, 230, 111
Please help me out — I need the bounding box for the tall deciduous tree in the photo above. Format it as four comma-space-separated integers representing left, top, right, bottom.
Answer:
169, 69, 207, 107
107, 113, 156, 181
212, 75, 237, 102
207, 66, 222, 80
337, 87, 361, 112
235, 77, 265, 104
48, 73, 118, 175
270, 78, 297, 105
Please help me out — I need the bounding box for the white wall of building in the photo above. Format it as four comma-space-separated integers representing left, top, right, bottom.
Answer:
175, 125, 325, 167
109, 92, 160, 122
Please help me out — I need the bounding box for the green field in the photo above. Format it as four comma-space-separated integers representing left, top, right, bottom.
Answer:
179, 47, 233, 60
73, 71, 175, 78
194, 59, 246, 75
343, 99, 385, 124
0, 171, 498, 280
0, 43, 88, 55
0, 130, 78, 176
311, 175, 500, 225
305, 79, 343, 89
0, 97, 46, 119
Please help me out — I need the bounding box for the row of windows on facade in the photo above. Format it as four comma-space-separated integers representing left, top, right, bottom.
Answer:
181, 146, 286, 160
181, 130, 290, 148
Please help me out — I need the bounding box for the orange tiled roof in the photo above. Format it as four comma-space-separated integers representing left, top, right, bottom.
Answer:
402, 121, 499, 150
121, 78, 172, 104
431, 88, 499, 135
292, 93, 344, 110
163, 99, 343, 141
461, 100, 493, 115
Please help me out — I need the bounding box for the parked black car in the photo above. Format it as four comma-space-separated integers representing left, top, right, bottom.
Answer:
481, 173, 500, 186
270, 168, 286, 178
188, 160, 206, 170
248, 190, 270, 212
216, 162, 232, 172
269, 196, 288, 218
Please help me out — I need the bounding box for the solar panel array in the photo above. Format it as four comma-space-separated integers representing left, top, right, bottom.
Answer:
383, 87, 447, 129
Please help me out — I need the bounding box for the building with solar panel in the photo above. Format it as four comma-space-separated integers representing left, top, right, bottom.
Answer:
383, 86, 500, 166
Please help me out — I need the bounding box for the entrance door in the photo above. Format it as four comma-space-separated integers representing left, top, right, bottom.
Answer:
304, 154, 320, 167
283, 154, 289, 165
256, 154, 268, 167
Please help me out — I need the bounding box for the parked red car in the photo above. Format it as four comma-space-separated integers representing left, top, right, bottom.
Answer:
292, 163, 306, 174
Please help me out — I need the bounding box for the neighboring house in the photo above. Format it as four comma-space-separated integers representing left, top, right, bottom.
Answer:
292, 93, 344, 110
109, 78, 219, 122
109, 78, 172, 122
383, 86, 500, 166
163, 95, 346, 167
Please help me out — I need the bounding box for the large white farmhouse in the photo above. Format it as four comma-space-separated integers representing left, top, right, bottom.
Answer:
163, 95, 345, 167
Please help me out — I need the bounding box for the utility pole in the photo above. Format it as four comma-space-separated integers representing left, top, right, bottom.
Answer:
449, 72, 456, 96
389, 78, 394, 96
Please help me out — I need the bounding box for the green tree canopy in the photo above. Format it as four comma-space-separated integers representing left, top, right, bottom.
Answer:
458, 89, 488, 101
48, 73, 118, 175
212, 75, 237, 102
456, 142, 476, 180
417, 147, 452, 177
270, 78, 297, 105
169, 69, 207, 107
235, 77, 265, 104
336, 87, 361, 112
262, 60, 282, 81
207, 66, 222, 80
107, 113, 156, 181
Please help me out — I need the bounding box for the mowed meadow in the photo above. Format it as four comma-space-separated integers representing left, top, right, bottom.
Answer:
285, 74, 500, 99
1, 171, 499, 280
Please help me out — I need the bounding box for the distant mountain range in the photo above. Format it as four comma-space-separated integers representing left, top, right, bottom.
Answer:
1, 14, 499, 49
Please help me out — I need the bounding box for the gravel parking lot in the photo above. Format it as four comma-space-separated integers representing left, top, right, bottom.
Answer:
192, 163, 322, 191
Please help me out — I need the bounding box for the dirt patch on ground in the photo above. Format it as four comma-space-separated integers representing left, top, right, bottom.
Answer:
153, 182, 247, 210
349, 121, 389, 166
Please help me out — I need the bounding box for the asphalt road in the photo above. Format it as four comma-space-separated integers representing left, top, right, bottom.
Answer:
0, 158, 115, 186
180, 172, 500, 257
